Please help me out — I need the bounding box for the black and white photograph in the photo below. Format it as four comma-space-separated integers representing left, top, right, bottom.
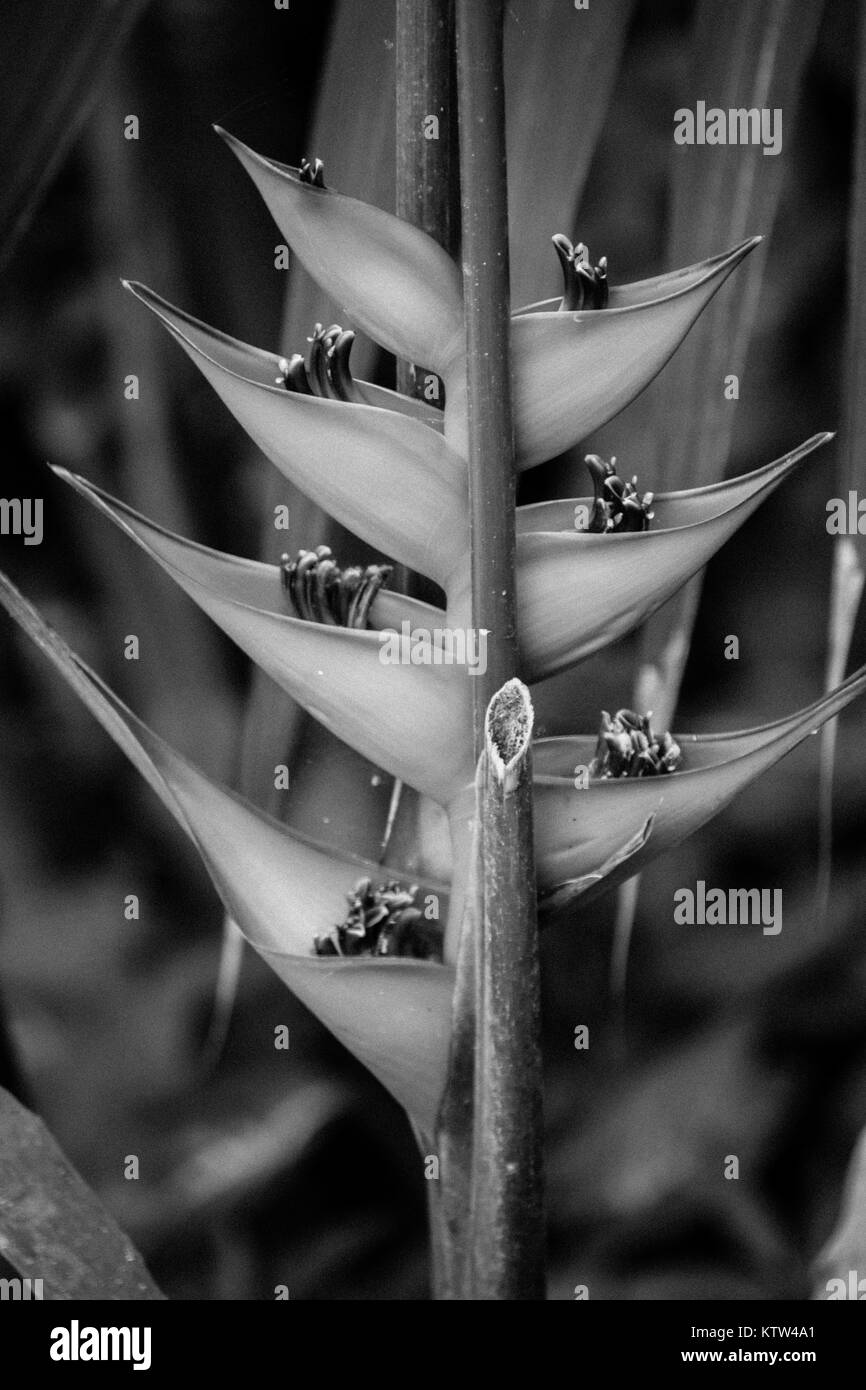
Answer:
1, 0, 866, 1335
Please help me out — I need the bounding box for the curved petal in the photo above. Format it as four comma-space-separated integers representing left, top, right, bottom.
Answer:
0, 571, 454, 1132
513, 435, 829, 681
216, 128, 464, 374
499, 237, 761, 469
54, 470, 475, 806
514, 242, 764, 317
530, 661, 866, 892
516, 440, 830, 536
125, 282, 467, 587
537, 813, 655, 918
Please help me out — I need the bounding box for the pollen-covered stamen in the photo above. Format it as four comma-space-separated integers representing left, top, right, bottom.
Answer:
314, 877, 444, 960
589, 709, 682, 779
306, 323, 344, 398
275, 353, 313, 392
298, 156, 326, 187
276, 322, 362, 402
280, 547, 393, 629
585, 455, 654, 533
327, 330, 361, 403
552, 233, 609, 311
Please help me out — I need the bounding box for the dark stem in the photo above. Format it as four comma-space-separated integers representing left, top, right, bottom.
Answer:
395, 0, 460, 1292
395, 0, 458, 399
448, 0, 546, 1299
455, 0, 518, 730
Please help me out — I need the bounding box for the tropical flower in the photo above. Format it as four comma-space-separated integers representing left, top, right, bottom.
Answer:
1, 125, 859, 1142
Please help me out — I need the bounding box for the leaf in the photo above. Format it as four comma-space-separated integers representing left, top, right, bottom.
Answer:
511, 435, 830, 681
0, 0, 151, 268
452, 240, 760, 469
504, 0, 637, 311
812, 1128, 866, 1299
0, 572, 454, 1133
55, 470, 475, 805
816, 11, 866, 927
125, 282, 467, 587
538, 814, 655, 918
215, 128, 464, 375
0, 1084, 164, 1299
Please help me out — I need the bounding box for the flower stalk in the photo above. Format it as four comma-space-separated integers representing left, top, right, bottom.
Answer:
433, 0, 545, 1300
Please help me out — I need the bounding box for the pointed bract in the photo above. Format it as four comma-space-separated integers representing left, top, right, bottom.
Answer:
513, 436, 830, 681
0, 572, 454, 1132
55, 470, 475, 806
124, 282, 467, 587
529, 663, 866, 892
497, 238, 761, 469
215, 128, 464, 375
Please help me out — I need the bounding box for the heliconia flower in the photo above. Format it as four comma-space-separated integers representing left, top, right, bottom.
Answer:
526, 664, 866, 900
0, 571, 455, 1136
52, 468, 476, 807
54, 429, 830, 799
511, 434, 831, 682
123, 282, 467, 590
213, 129, 760, 469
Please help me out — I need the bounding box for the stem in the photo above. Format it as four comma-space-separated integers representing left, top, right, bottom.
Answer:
395, 0, 458, 398
455, 0, 518, 730
471, 681, 545, 1298
395, 0, 460, 1293
443, 0, 545, 1299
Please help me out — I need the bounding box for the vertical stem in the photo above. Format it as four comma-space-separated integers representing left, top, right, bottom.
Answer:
472, 681, 545, 1298
452, 0, 546, 1299
816, 6, 866, 926
394, 0, 459, 1294
455, 0, 518, 737
395, 0, 458, 398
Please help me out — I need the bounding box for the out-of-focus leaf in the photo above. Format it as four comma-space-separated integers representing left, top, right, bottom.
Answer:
812, 1129, 866, 1299
54, 471, 475, 805
505, 0, 637, 310
0, 1084, 163, 1299
630, 0, 826, 722
618, 0, 827, 993
125, 282, 467, 586
817, 11, 866, 924
511, 435, 829, 681
0, 0, 151, 268
0, 574, 455, 1133
216, 128, 464, 375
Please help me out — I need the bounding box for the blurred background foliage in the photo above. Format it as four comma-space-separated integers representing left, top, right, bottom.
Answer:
0, 0, 865, 1299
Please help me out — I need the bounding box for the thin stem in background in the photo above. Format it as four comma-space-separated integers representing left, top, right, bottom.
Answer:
815, 7, 866, 927
395, 0, 458, 398
386, 0, 459, 867
455, 0, 518, 723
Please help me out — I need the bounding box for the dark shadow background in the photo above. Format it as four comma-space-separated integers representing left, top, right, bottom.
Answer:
0, 0, 864, 1299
